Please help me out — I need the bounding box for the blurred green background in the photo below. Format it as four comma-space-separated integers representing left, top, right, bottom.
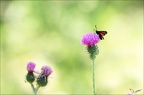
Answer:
0, 0, 143, 94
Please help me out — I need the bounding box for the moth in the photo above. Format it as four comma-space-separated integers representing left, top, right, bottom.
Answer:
95, 25, 107, 40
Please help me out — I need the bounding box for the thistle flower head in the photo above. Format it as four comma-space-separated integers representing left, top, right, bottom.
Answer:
26, 62, 36, 83
81, 33, 100, 60
37, 66, 52, 87
81, 33, 100, 46
27, 62, 36, 73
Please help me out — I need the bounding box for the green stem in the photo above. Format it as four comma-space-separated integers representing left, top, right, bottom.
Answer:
92, 59, 96, 95
35, 86, 40, 93
30, 83, 37, 95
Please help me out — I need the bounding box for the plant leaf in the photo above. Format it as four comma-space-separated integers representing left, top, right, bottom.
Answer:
135, 89, 142, 93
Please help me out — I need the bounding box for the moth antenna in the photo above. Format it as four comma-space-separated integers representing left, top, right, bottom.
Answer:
95, 25, 97, 30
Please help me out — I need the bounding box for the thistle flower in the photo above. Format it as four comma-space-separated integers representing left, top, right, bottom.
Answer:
81, 33, 100, 60
37, 66, 52, 87
81, 33, 100, 47
81, 32, 101, 95
26, 62, 36, 83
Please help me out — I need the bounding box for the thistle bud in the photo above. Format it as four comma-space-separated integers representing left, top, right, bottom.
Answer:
26, 72, 35, 83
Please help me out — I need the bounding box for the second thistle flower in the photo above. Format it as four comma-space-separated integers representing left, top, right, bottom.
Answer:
37, 66, 52, 87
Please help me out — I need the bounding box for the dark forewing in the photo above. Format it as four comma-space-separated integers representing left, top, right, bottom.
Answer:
96, 31, 107, 40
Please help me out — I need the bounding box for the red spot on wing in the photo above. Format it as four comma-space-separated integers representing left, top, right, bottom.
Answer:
100, 32, 105, 36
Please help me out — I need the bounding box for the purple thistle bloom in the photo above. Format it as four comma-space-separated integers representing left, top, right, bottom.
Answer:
41, 66, 52, 77
27, 62, 36, 73
81, 33, 100, 46
127, 94, 133, 95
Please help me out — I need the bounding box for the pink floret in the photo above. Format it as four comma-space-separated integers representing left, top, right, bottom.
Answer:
27, 62, 36, 73
81, 33, 100, 46
41, 66, 52, 77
